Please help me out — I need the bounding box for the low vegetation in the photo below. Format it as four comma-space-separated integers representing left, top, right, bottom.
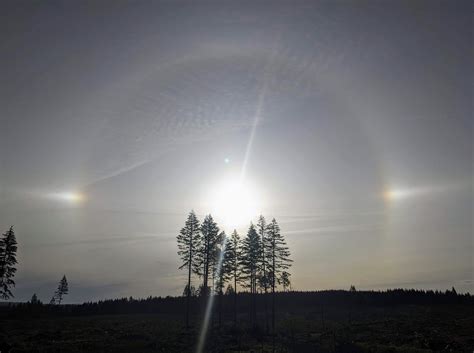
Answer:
1, 290, 473, 352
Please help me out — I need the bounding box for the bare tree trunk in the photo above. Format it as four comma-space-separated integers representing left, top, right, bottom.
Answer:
264, 287, 268, 333
234, 276, 237, 325
272, 286, 275, 353
204, 238, 209, 295
186, 249, 192, 328
252, 272, 257, 328
272, 253, 276, 353
218, 290, 222, 328
262, 232, 269, 333
253, 280, 257, 327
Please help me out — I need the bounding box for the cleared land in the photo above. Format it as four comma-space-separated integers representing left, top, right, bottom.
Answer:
1, 299, 473, 352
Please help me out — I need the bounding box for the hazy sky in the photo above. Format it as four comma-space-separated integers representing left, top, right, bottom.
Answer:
1, 0, 472, 302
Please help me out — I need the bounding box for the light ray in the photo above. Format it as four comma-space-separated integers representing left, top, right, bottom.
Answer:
239, 38, 279, 183
240, 83, 267, 182
195, 234, 227, 353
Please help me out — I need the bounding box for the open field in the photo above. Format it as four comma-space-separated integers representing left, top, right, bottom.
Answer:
1, 299, 473, 353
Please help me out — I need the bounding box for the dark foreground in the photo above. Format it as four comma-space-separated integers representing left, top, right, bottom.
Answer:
1, 291, 473, 352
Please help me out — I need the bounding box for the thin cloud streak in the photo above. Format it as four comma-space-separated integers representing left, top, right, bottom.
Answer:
286, 224, 383, 237
23, 233, 175, 249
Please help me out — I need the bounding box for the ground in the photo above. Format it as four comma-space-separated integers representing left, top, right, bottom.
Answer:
1, 304, 473, 352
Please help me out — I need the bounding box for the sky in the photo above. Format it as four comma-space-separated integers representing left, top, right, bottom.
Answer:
0, 0, 472, 302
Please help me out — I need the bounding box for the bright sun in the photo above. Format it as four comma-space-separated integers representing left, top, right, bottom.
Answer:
209, 178, 261, 229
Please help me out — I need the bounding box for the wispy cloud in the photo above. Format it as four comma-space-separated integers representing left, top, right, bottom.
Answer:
286, 223, 382, 237
24, 232, 175, 249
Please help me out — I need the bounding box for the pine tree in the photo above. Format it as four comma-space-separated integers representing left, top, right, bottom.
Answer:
0, 226, 18, 300
214, 231, 228, 295
281, 271, 291, 291
264, 218, 292, 340
182, 284, 196, 297
257, 215, 268, 292
241, 223, 261, 326
30, 293, 42, 305
213, 231, 228, 327
257, 215, 269, 331
177, 210, 201, 327
51, 275, 68, 305
225, 284, 235, 295
223, 229, 243, 324
196, 214, 220, 296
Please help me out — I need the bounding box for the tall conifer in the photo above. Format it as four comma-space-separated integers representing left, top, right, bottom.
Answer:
241, 223, 261, 326
197, 214, 220, 296
50, 275, 68, 305
264, 218, 292, 339
0, 226, 18, 300
223, 229, 242, 324
177, 210, 201, 327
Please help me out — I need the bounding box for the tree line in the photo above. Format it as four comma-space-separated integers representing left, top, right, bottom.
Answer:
6, 288, 471, 318
177, 211, 292, 332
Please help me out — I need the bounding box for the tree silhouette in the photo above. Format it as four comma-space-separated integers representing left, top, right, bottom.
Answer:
214, 231, 227, 327
225, 283, 235, 295
30, 293, 42, 305
241, 223, 261, 326
196, 214, 220, 297
223, 229, 243, 325
257, 215, 269, 331
0, 226, 18, 300
51, 275, 68, 305
177, 210, 201, 327
264, 218, 292, 340
281, 271, 291, 291
257, 216, 268, 292
182, 284, 197, 297
211, 231, 226, 293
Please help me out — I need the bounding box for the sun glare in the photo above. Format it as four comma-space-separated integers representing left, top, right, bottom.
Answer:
383, 186, 430, 202
383, 189, 411, 201
209, 178, 261, 229
51, 191, 86, 204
